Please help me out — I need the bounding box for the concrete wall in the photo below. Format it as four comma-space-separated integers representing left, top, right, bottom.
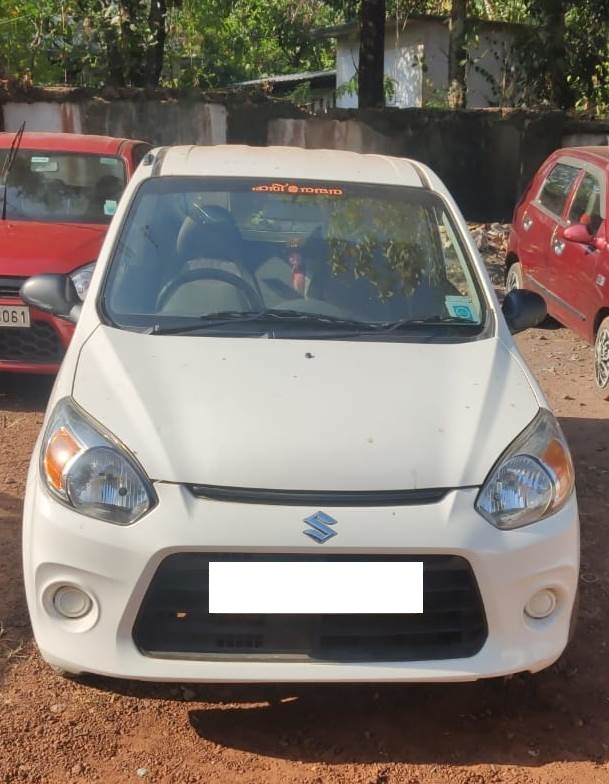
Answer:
2, 90, 609, 222
266, 110, 609, 221
335, 20, 518, 109
2, 98, 227, 145
267, 110, 548, 221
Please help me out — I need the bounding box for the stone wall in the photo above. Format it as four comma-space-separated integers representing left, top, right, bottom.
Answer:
1, 88, 608, 221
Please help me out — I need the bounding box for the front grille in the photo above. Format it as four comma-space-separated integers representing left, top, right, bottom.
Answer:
188, 485, 451, 506
0, 277, 26, 298
133, 553, 487, 663
0, 321, 64, 363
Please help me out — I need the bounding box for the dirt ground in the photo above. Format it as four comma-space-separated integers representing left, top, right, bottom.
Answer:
2, 232, 609, 784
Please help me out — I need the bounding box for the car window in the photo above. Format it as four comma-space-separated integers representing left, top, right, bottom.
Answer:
102, 176, 486, 339
0, 149, 126, 224
568, 171, 603, 234
538, 163, 579, 217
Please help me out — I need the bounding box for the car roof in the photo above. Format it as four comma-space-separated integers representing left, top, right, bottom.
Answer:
157, 145, 425, 188
0, 132, 146, 154
555, 146, 609, 168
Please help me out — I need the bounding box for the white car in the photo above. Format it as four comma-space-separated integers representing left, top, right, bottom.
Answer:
21, 145, 579, 683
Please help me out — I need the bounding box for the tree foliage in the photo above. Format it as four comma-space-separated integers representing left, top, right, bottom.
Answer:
179, 0, 339, 86
0, 0, 608, 114
518, 0, 609, 112
0, 0, 340, 87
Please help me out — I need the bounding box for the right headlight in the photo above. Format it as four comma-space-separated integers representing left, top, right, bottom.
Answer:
40, 397, 156, 525
475, 408, 575, 529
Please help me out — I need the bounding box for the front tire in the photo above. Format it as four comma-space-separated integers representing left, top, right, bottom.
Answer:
594, 317, 609, 400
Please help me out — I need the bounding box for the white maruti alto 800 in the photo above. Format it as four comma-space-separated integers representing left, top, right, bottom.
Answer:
21, 145, 579, 683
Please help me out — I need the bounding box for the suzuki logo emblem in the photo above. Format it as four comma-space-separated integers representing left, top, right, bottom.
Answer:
303, 511, 337, 543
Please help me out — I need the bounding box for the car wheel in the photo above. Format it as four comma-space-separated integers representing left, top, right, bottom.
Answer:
594, 317, 609, 400
505, 261, 523, 293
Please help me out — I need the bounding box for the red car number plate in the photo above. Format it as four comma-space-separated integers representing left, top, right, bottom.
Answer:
0, 305, 31, 328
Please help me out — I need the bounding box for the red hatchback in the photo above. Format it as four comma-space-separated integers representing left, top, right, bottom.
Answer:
507, 146, 609, 398
0, 132, 150, 374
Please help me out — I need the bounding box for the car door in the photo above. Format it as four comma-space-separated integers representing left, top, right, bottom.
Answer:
554, 166, 608, 339
519, 160, 579, 307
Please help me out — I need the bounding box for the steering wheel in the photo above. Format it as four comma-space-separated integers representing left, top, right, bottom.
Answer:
156, 267, 264, 312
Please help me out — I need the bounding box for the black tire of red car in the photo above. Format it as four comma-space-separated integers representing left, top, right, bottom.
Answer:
594, 316, 609, 400
505, 261, 524, 293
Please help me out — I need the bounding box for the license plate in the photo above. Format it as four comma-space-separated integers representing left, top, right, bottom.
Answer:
209, 561, 423, 614
0, 305, 30, 328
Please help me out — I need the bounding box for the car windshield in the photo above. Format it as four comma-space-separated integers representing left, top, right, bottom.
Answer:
0, 150, 126, 224
102, 176, 486, 340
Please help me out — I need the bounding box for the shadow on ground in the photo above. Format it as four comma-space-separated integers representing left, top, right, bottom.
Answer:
0, 372, 54, 412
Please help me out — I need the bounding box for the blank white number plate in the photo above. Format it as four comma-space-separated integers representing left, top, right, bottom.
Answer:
209, 561, 423, 614
0, 305, 30, 328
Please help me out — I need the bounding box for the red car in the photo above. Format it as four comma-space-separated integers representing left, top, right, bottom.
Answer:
507, 146, 609, 398
0, 132, 150, 374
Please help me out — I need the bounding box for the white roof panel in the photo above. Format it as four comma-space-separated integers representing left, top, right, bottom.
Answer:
158, 145, 423, 188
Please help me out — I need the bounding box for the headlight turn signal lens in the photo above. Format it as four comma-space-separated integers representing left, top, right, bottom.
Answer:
44, 428, 82, 492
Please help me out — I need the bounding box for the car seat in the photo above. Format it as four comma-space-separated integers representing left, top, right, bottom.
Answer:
159, 206, 259, 316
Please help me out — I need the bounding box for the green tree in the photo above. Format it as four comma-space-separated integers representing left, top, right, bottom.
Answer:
179, 0, 338, 86
0, 0, 176, 87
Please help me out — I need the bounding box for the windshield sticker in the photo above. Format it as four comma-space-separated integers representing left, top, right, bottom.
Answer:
445, 295, 476, 321
104, 199, 118, 216
100, 157, 118, 166
30, 156, 58, 173
252, 183, 344, 197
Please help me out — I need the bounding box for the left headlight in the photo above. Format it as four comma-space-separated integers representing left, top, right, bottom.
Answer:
40, 398, 156, 525
69, 262, 96, 301
475, 408, 575, 530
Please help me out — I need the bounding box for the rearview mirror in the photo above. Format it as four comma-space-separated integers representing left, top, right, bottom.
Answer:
502, 289, 546, 334
20, 274, 82, 323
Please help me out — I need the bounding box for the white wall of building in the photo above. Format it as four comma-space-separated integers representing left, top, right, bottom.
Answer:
335, 19, 517, 109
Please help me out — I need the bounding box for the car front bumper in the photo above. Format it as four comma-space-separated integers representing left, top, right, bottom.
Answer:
23, 475, 579, 683
0, 299, 72, 374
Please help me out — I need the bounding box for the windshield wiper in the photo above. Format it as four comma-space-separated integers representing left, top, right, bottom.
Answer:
378, 316, 479, 333
1, 122, 25, 221
148, 310, 479, 337
149, 309, 381, 336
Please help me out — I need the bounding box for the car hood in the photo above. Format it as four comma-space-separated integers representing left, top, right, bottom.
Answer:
0, 220, 106, 276
73, 327, 540, 490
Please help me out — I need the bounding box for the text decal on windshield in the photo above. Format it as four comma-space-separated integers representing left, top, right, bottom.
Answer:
252, 183, 344, 196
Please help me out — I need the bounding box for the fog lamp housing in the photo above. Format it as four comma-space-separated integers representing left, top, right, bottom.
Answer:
52, 585, 93, 619
525, 588, 557, 620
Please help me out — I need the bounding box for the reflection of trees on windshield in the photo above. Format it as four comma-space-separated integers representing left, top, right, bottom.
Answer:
326, 199, 442, 300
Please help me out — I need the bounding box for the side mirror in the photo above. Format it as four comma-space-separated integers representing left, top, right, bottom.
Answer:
562, 223, 594, 245
502, 289, 546, 334
20, 274, 82, 323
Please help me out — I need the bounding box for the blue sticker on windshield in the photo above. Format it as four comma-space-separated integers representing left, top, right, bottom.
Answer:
104, 199, 117, 216
445, 295, 476, 321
